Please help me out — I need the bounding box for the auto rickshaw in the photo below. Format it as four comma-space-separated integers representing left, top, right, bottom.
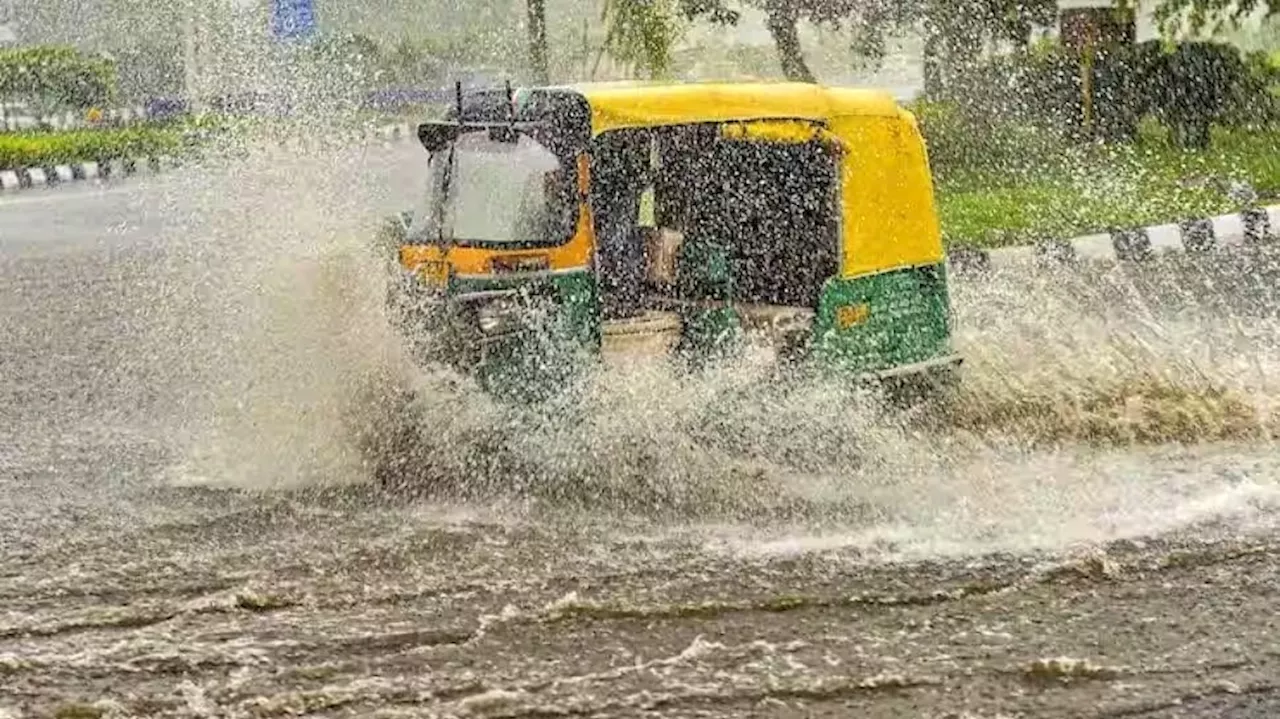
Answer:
377, 80, 962, 403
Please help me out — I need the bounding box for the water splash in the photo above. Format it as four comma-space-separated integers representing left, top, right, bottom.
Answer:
110, 131, 1280, 562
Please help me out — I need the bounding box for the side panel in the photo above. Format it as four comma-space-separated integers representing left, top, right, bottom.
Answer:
829, 112, 946, 279
810, 262, 953, 375
673, 237, 742, 363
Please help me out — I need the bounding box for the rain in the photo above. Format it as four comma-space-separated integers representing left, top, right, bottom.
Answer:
3, 1, 1280, 716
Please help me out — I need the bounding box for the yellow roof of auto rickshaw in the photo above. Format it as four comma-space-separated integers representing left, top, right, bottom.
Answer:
548, 80, 906, 136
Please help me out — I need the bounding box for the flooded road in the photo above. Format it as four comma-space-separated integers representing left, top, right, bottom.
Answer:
3, 144, 1280, 717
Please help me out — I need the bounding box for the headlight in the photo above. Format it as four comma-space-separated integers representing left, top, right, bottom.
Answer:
475, 299, 523, 338
478, 305, 504, 334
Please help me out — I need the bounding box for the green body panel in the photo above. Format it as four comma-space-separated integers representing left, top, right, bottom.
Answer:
397, 269, 600, 403
676, 238, 734, 301
676, 306, 743, 366
449, 270, 601, 351
810, 262, 954, 376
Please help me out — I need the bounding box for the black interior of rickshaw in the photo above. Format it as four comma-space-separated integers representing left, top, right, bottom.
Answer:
590, 123, 841, 321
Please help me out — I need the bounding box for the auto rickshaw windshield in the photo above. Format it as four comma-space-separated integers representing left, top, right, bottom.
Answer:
408, 129, 578, 248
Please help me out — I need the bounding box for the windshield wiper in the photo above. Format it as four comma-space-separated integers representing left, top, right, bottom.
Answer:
436, 82, 464, 249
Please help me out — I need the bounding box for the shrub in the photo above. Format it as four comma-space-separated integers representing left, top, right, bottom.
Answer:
0, 45, 118, 110
1134, 40, 1267, 148
910, 98, 1069, 181
932, 39, 1276, 150
0, 126, 188, 170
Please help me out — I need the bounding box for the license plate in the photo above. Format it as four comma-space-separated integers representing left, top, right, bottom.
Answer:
490, 254, 550, 274
419, 260, 449, 286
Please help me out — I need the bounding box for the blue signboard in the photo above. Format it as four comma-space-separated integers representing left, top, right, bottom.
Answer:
271, 0, 316, 40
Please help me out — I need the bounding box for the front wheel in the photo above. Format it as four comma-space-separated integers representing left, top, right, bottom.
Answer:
873, 359, 963, 413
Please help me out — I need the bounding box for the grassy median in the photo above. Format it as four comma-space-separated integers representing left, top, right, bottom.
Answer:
0, 116, 233, 171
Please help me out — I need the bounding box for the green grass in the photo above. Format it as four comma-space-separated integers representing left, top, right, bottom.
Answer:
936, 123, 1280, 248
0, 118, 226, 170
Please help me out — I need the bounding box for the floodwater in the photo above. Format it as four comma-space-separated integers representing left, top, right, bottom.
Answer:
3, 141, 1280, 717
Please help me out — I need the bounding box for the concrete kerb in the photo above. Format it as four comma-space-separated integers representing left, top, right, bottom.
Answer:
0, 154, 194, 194
23, 167, 49, 188
946, 204, 1280, 277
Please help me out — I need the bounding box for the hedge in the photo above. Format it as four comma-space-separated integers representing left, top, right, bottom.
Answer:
0, 126, 187, 170
0, 46, 117, 109
932, 40, 1280, 152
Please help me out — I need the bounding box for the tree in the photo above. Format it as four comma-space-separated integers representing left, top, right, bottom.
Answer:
1122, 0, 1279, 36
651, 0, 1055, 87
526, 0, 741, 83
600, 0, 738, 78
763, 0, 814, 82
598, 0, 684, 79
0, 45, 117, 110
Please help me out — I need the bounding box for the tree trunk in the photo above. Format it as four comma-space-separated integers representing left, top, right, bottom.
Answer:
922, 32, 943, 99
527, 0, 549, 85
764, 1, 814, 83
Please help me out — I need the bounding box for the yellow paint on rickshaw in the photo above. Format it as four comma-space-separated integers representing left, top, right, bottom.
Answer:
830, 109, 945, 279
571, 82, 903, 135
719, 119, 823, 144
400, 204, 595, 277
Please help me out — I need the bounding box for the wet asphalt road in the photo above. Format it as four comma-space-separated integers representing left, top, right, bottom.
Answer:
3, 148, 1280, 718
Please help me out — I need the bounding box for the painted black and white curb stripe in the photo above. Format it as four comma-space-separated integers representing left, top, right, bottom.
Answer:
948, 205, 1280, 275
0, 156, 188, 192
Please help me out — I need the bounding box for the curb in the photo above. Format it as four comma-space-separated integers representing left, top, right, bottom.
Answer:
946, 204, 1280, 276
0, 156, 188, 194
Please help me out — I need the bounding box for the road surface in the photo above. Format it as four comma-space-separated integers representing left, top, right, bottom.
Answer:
2, 143, 1280, 718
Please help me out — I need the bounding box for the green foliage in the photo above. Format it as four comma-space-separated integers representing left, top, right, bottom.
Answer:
666, 0, 1056, 81
381, 38, 447, 87
932, 38, 1279, 152
304, 32, 385, 93
910, 99, 1068, 181
0, 126, 188, 170
593, 0, 743, 79
1145, 41, 1280, 142
0, 45, 118, 109
1128, 0, 1280, 37
600, 0, 689, 79
935, 126, 1280, 248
